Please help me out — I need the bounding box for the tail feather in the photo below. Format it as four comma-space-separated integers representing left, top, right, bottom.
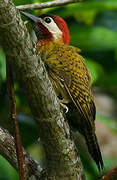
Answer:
66, 102, 104, 170
85, 132, 104, 171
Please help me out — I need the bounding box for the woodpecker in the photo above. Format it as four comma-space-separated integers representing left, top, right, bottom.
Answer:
21, 11, 104, 170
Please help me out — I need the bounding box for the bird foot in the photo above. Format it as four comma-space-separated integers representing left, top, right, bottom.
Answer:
60, 98, 69, 104
59, 99, 69, 113
60, 102, 69, 113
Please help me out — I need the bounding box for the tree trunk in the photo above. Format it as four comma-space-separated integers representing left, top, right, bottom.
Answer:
0, 0, 85, 179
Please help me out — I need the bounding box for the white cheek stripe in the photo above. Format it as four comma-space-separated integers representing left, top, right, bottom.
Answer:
39, 17, 62, 40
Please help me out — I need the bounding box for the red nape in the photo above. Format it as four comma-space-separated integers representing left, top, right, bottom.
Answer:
53, 15, 70, 44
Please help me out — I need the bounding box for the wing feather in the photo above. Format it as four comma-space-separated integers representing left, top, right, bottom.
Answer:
45, 44, 95, 130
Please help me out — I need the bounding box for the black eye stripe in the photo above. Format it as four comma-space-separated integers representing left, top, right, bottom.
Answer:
44, 17, 51, 23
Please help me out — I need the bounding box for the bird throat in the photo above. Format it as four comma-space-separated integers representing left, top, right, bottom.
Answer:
36, 39, 56, 61
33, 23, 52, 42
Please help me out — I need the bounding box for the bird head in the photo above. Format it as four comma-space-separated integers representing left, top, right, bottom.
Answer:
21, 11, 70, 44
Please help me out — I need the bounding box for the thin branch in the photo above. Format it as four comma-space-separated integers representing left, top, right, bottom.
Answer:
0, 126, 44, 179
16, 0, 83, 11
6, 57, 27, 180
101, 166, 117, 180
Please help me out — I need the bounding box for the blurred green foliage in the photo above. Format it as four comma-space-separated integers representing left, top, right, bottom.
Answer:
0, 156, 18, 180
0, 0, 117, 179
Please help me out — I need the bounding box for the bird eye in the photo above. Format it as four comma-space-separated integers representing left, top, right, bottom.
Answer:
44, 17, 51, 23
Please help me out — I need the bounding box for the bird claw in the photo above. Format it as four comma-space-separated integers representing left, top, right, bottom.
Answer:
58, 98, 69, 113
60, 102, 69, 113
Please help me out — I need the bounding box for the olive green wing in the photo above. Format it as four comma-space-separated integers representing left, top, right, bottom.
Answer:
63, 80, 96, 129
45, 46, 95, 130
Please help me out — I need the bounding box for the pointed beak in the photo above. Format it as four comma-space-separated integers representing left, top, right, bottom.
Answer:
20, 11, 40, 24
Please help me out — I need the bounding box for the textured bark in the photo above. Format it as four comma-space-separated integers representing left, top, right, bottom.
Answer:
0, 126, 44, 179
0, 0, 85, 179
